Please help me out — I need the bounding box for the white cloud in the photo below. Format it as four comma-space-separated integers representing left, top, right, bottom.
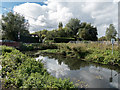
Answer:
13, 0, 118, 37
113, 0, 120, 2
13, 2, 73, 32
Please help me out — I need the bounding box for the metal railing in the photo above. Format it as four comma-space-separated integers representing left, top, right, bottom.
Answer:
69, 41, 118, 45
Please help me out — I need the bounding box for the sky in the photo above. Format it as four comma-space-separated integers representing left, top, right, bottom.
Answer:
0, 0, 120, 38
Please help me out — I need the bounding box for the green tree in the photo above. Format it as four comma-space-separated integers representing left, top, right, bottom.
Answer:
2, 12, 29, 41
46, 30, 57, 40
65, 18, 80, 36
78, 23, 98, 41
57, 28, 67, 37
58, 22, 63, 30
105, 24, 117, 41
0, 20, 2, 39
0, 30, 2, 39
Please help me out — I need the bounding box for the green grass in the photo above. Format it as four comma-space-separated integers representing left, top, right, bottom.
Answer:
40, 49, 59, 54
39, 43, 120, 67
19, 42, 120, 66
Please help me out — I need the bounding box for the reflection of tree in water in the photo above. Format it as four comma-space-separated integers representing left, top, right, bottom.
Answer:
24, 51, 120, 72
41, 53, 120, 72
92, 63, 120, 73
42, 53, 90, 70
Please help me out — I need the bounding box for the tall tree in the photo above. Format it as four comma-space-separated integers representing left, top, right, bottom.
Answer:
58, 22, 63, 30
78, 23, 98, 41
2, 12, 29, 41
65, 18, 80, 36
0, 19, 2, 39
105, 24, 117, 41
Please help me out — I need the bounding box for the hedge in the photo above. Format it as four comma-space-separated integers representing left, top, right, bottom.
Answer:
54, 37, 75, 43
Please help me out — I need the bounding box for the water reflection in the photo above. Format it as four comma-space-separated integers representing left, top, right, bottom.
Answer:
36, 56, 70, 78
25, 51, 119, 88
40, 53, 91, 70
36, 54, 119, 88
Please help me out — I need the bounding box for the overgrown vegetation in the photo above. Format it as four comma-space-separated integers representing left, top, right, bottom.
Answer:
19, 43, 58, 51
1, 46, 74, 88
54, 37, 75, 43
40, 43, 120, 67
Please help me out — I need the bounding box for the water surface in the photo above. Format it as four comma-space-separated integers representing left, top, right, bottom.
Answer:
35, 53, 119, 88
24, 51, 119, 88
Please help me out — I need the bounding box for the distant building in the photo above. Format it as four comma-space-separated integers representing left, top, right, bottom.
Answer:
19, 34, 40, 43
30, 34, 39, 38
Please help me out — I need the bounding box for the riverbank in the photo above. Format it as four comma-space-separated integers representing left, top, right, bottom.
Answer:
1, 46, 74, 88
34, 53, 119, 88
38, 43, 120, 67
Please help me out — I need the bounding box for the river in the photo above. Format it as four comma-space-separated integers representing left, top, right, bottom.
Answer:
25, 51, 119, 88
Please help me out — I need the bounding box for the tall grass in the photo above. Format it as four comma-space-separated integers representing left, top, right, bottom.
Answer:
54, 43, 120, 66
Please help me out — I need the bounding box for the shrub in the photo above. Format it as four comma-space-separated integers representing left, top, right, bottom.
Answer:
19, 43, 58, 51
55, 43, 120, 66
54, 37, 75, 43
1, 46, 74, 88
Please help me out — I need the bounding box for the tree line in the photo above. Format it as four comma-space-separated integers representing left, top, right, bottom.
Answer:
34, 18, 98, 42
1, 12, 118, 42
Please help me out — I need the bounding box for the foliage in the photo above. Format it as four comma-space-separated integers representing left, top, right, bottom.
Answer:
2, 12, 29, 41
0, 29, 2, 39
56, 43, 90, 58
40, 43, 120, 66
98, 36, 107, 41
33, 29, 48, 40
54, 37, 75, 43
46, 30, 57, 40
58, 22, 63, 30
65, 18, 81, 35
20, 35, 40, 43
33, 18, 98, 42
40, 49, 60, 54
84, 44, 120, 66
44, 40, 55, 43
56, 28, 67, 37
1, 46, 74, 88
105, 24, 117, 41
20, 43, 58, 51
78, 23, 98, 41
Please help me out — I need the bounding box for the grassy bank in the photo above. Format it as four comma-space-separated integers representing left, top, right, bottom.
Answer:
1, 46, 74, 88
40, 43, 120, 67
19, 43, 57, 51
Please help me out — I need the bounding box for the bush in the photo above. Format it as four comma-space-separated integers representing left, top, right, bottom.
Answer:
1, 46, 74, 88
44, 40, 55, 43
19, 43, 58, 51
54, 43, 120, 66
54, 37, 75, 43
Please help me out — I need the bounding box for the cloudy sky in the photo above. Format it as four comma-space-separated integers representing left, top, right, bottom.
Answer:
1, 0, 120, 37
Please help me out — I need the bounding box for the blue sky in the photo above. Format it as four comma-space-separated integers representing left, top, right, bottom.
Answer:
1, 2, 47, 14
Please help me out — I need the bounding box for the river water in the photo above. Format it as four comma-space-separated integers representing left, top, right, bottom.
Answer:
25, 51, 119, 88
